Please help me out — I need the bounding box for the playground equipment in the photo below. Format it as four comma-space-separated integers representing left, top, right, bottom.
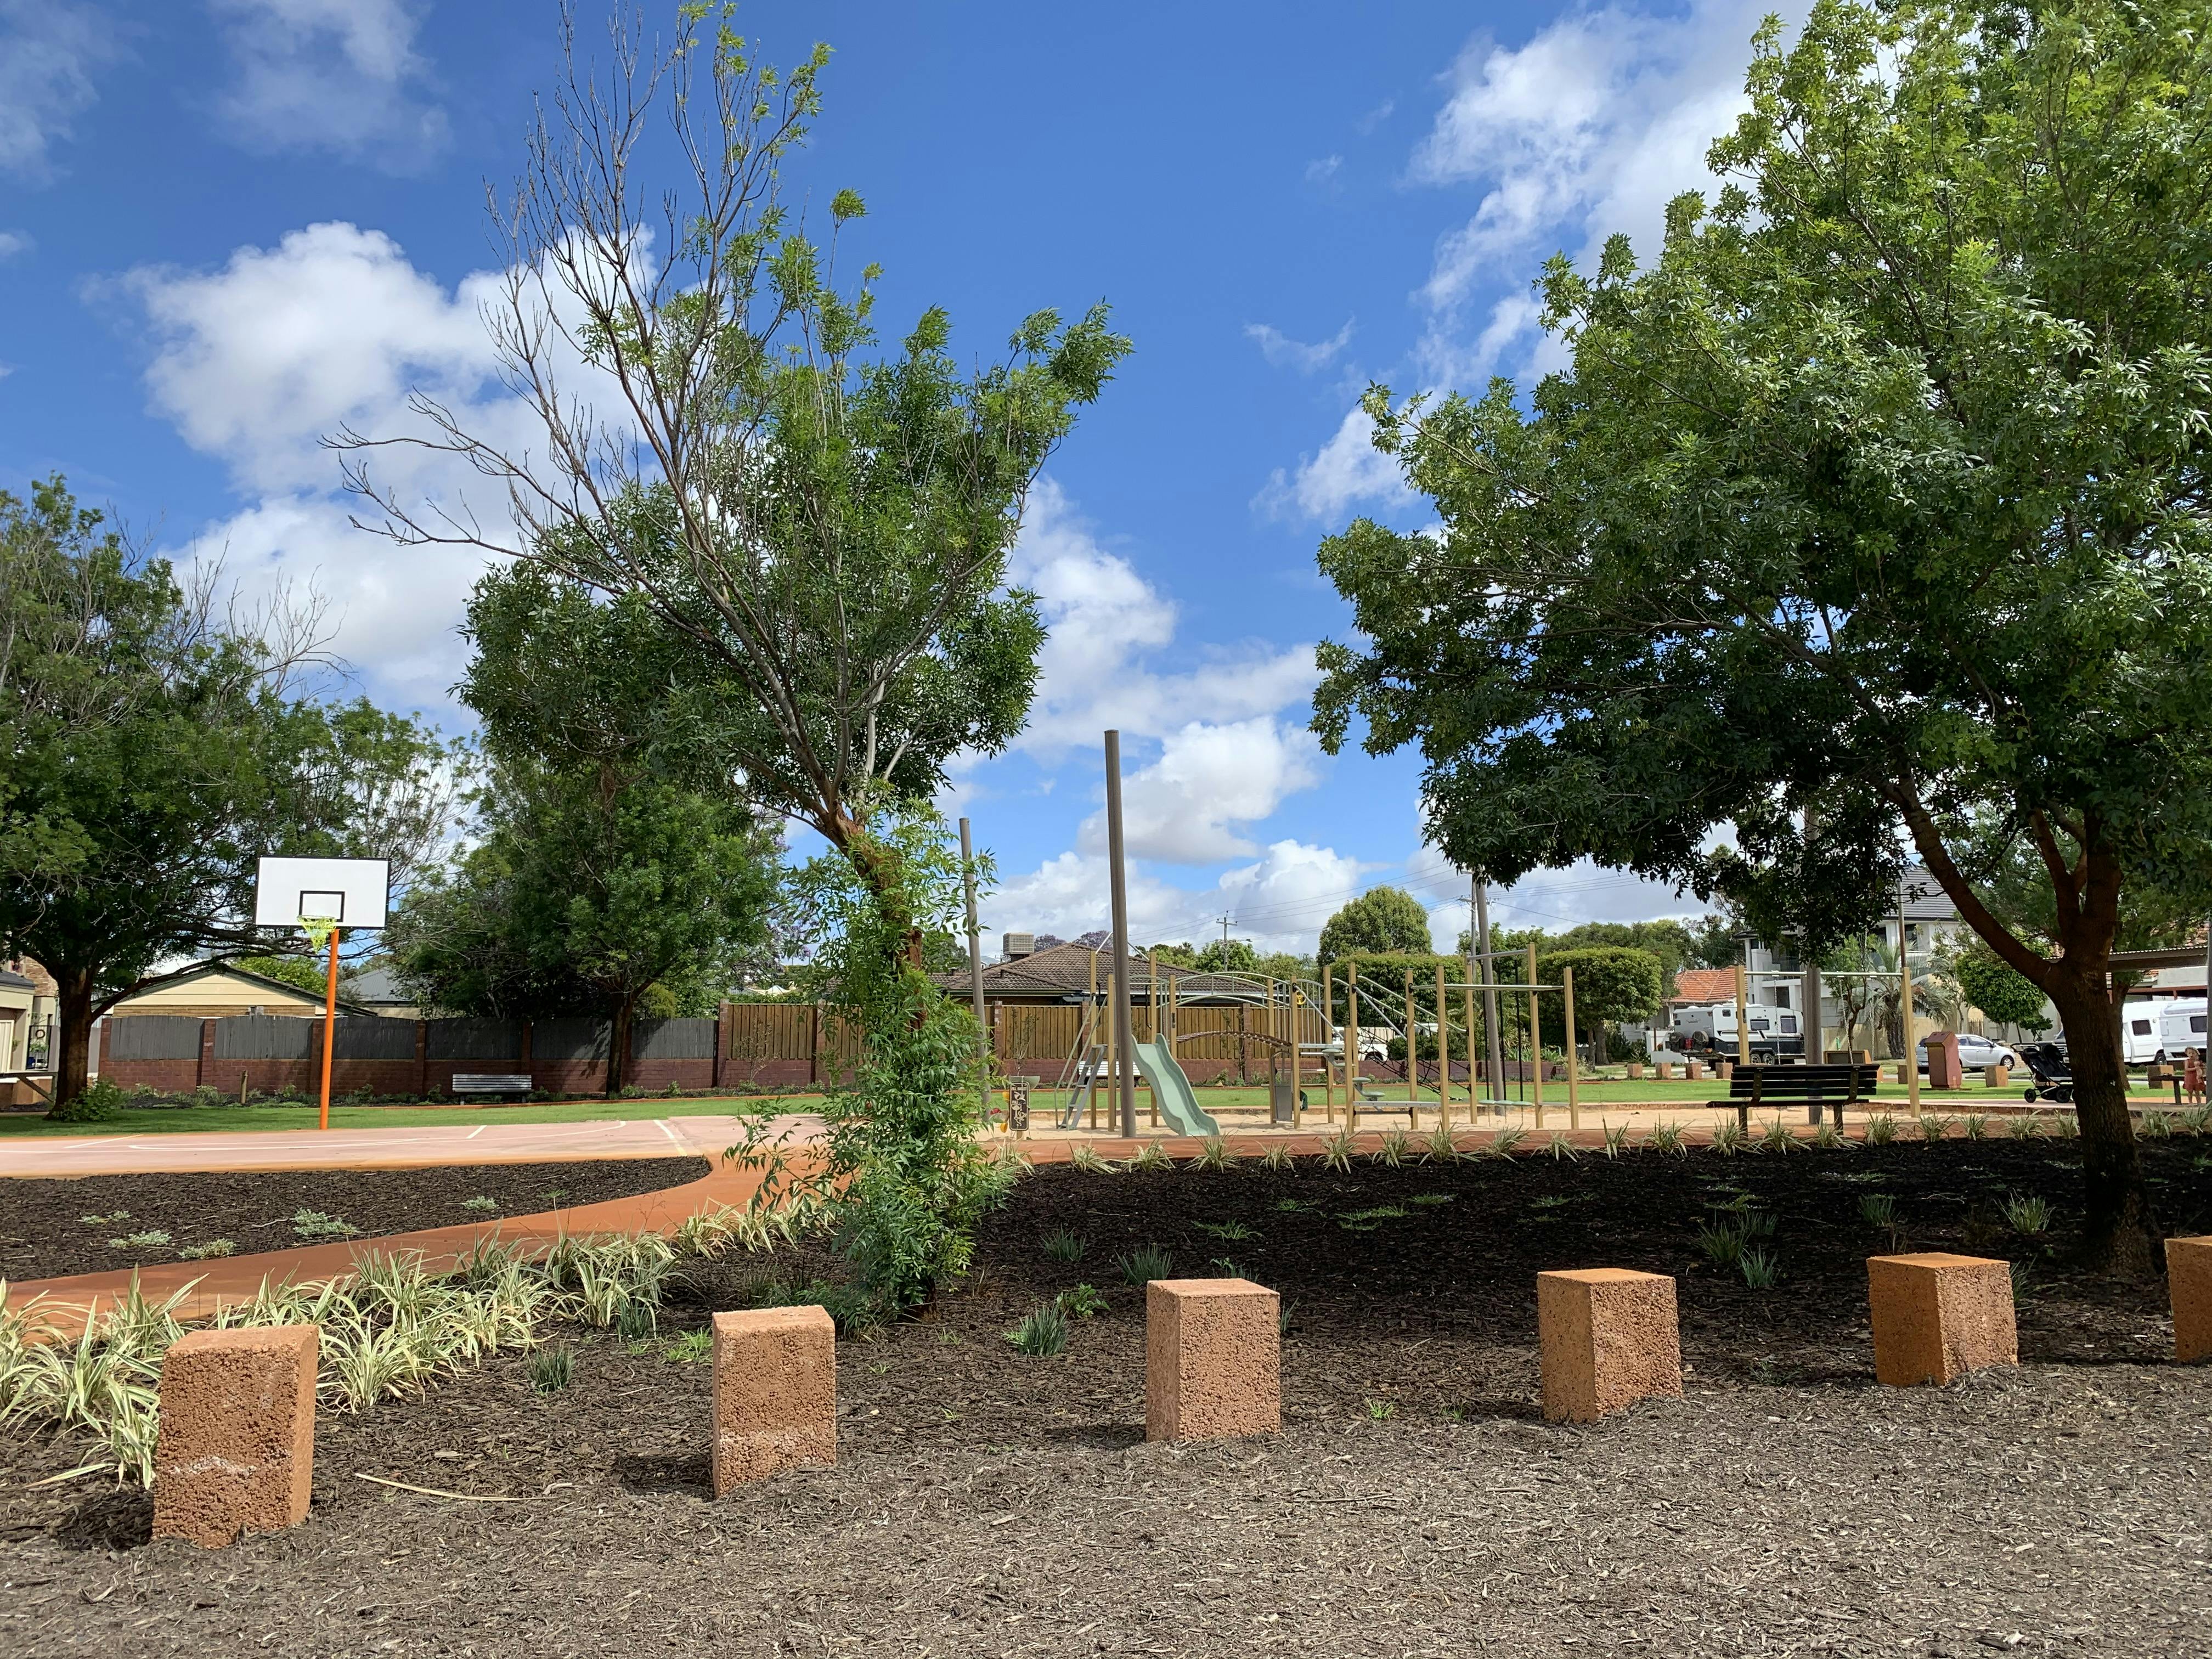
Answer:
1130, 1037, 1220, 1137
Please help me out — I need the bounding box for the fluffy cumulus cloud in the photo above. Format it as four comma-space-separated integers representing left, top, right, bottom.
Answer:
0, 0, 111, 180
210, 0, 449, 168
986, 839, 1371, 957
1265, 0, 1777, 526
122, 222, 528, 708
1079, 716, 1322, 865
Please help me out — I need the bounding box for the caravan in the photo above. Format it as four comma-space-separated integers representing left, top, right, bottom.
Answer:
2121, 998, 2206, 1066
1652, 1000, 1803, 1061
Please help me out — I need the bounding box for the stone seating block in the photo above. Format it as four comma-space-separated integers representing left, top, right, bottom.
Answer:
151, 1325, 318, 1548
2167, 1236, 2212, 1363
1537, 1268, 1682, 1423
1146, 1278, 1279, 1442
1867, 1253, 2016, 1385
711, 1306, 836, 1494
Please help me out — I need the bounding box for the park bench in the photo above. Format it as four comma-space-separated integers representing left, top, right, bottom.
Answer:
452, 1073, 532, 1096
1709, 1063, 1881, 1131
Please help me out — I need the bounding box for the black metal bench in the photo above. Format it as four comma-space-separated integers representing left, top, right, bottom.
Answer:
1709, 1063, 1881, 1131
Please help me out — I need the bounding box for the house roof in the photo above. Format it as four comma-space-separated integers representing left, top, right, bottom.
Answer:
930, 940, 1259, 1003
347, 966, 410, 1004
1899, 867, 1960, 923
117, 959, 377, 1017
1669, 967, 1742, 1006
0, 969, 32, 993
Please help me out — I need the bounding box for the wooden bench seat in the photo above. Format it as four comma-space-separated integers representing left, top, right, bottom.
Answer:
1709, 1063, 1881, 1130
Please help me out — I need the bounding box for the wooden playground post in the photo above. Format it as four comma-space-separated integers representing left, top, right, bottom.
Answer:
1735, 962, 1751, 1070
1527, 943, 1544, 1129
1435, 961, 1452, 1130
1321, 964, 1336, 1122
1462, 977, 1479, 1119
1562, 964, 1581, 1131
1288, 988, 1305, 1127
1899, 884, 1920, 1112
1347, 961, 1362, 1129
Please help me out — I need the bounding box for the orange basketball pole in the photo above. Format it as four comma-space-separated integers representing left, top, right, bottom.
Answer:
318, 926, 341, 1132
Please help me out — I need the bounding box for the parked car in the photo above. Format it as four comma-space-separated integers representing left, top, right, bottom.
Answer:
1916, 1032, 2023, 1074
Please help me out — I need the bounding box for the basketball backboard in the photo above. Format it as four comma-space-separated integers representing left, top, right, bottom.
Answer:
253, 856, 390, 929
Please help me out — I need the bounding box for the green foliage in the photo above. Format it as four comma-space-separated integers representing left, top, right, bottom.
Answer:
1956, 945, 2052, 1034
2003, 1193, 2053, 1235
0, 478, 456, 1110
1739, 1248, 1780, 1290
1114, 1244, 1173, 1285
1536, 946, 1664, 1029
1318, 889, 1434, 964
1041, 1229, 1086, 1264
526, 1346, 575, 1393
232, 955, 330, 996
46, 1078, 123, 1124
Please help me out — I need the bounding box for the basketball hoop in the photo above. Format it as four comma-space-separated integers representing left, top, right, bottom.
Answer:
254, 858, 390, 1131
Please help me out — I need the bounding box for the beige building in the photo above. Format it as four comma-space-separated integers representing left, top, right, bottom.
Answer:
106, 961, 373, 1019
2, 957, 58, 1084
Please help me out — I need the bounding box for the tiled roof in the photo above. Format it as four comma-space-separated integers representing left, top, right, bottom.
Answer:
930, 941, 1258, 1002
1669, 967, 1741, 1006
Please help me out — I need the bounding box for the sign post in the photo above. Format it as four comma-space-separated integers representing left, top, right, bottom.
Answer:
253, 858, 390, 1131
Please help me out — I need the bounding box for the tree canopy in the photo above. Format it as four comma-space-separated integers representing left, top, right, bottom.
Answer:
1318, 888, 1435, 964
1312, 0, 2212, 1268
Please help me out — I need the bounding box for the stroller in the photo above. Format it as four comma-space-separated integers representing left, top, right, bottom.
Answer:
2019, 1041, 2071, 1104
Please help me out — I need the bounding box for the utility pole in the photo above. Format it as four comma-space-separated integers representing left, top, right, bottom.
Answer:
959, 817, 987, 1116
1104, 731, 1138, 1140
1474, 872, 1505, 1111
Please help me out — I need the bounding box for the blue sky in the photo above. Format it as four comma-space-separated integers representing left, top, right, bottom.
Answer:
0, 0, 1781, 955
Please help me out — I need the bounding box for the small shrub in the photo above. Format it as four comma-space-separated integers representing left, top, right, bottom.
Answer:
1601, 1122, 1631, 1159
1421, 1124, 1464, 1164
1208, 1255, 1245, 1277
46, 1078, 126, 1124
1319, 1126, 1357, 1172
1041, 1229, 1087, 1264
2009, 1260, 2034, 1304
1739, 1248, 1780, 1289
1364, 1398, 1396, 1421
1487, 1125, 1527, 1158
1115, 1244, 1174, 1285
460, 1196, 499, 1214
1697, 1218, 1748, 1267
1544, 1130, 1580, 1163
2183, 1105, 2212, 1136
664, 1329, 713, 1363
1757, 1118, 1797, 1155
1128, 1141, 1175, 1173
1916, 1114, 1948, 1143
1192, 1136, 1239, 1172
2006, 1113, 2040, 1140
1407, 1192, 1455, 1207
177, 1239, 235, 1260
1336, 1204, 1408, 1232
1278, 1300, 1295, 1338
1864, 1113, 1899, 1146
108, 1231, 172, 1249
1643, 1121, 1688, 1159
1709, 1119, 1746, 1156
1373, 1130, 1412, 1167
2140, 1109, 2174, 1140
526, 1346, 575, 1393
1811, 1121, 1848, 1151
1056, 1283, 1108, 1319
1260, 1142, 1299, 1172
2050, 1112, 2079, 1139
1070, 1144, 1118, 1175
79, 1210, 131, 1226
2002, 1193, 2053, 1235
1961, 1113, 1990, 1141
1859, 1193, 1898, 1229
290, 1210, 359, 1241
1194, 1220, 1256, 1242
615, 1299, 658, 1340
1007, 1304, 1070, 1357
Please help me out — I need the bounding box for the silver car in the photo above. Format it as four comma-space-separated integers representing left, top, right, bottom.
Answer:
1916, 1032, 2023, 1074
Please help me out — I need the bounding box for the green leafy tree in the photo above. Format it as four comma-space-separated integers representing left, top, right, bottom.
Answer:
1536, 947, 1664, 1042
1313, 0, 2212, 1269
1192, 938, 1258, 974
1956, 944, 2053, 1035
1318, 888, 1434, 964
232, 955, 334, 998
0, 478, 455, 1110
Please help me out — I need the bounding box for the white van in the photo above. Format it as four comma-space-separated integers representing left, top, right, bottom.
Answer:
2123, 998, 2207, 1065
1653, 1000, 1802, 1060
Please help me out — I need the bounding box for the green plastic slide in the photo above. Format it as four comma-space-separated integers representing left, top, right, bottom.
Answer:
1130, 1038, 1220, 1138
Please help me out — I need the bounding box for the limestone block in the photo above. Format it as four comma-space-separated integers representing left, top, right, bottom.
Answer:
1538, 1269, 1682, 1424
1656, 1062, 1676, 1080
1926, 1031, 1963, 1090
711, 1306, 836, 1494
1146, 1278, 1279, 1442
2168, 1236, 2212, 1363
1685, 1060, 1706, 1082
152, 1325, 318, 1548
1867, 1253, 2016, 1385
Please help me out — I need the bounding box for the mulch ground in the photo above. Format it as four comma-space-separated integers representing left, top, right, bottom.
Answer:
0, 1158, 709, 1283
4, 1137, 2211, 1656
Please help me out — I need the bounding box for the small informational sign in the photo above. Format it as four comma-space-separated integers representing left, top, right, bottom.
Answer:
1005, 1082, 1030, 1133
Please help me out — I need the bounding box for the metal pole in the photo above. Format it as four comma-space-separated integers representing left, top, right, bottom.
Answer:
1562, 964, 1581, 1131
1104, 731, 1138, 1140
1435, 961, 1452, 1130
1527, 940, 1544, 1128
1475, 874, 1505, 1110
1900, 879, 1920, 1111
318, 926, 341, 1132
1735, 962, 1751, 1069
960, 816, 988, 1122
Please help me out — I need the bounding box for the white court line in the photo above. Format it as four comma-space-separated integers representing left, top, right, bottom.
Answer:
466, 1126, 486, 1139
654, 1119, 682, 1149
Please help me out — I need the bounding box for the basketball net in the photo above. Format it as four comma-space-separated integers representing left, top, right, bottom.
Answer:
301, 918, 338, 953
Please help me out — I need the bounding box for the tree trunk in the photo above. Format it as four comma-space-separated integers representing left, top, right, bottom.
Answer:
49, 964, 96, 1113
607, 995, 634, 1099
2049, 966, 2160, 1274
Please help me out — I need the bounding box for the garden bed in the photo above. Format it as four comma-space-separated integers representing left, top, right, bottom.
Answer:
3, 1137, 2209, 1656
0, 1156, 709, 1283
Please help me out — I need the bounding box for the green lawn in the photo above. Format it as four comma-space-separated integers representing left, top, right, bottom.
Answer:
0, 1093, 804, 1139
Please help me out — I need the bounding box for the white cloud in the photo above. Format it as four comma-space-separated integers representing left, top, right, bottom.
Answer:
121, 221, 534, 708
1008, 479, 1318, 755
1077, 716, 1322, 865
1254, 405, 1415, 526
0, 230, 30, 261
0, 1, 110, 180
1305, 154, 1343, 188
989, 839, 1371, 957
209, 0, 448, 168
1414, 0, 1769, 317
1244, 318, 1355, 374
